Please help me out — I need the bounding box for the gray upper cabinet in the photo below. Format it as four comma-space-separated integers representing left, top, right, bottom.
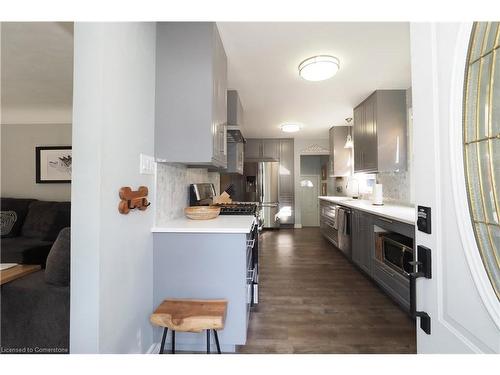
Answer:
262, 139, 280, 160
245, 139, 280, 161
155, 22, 227, 167
353, 90, 407, 173
329, 126, 352, 176
279, 139, 294, 225
244, 139, 262, 159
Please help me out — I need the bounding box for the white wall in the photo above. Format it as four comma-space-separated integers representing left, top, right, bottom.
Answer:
1, 123, 72, 201
294, 137, 330, 227
71, 22, 156, 353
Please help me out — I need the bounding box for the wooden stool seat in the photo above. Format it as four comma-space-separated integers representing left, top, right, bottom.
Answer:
150, 299, 227, 333
150, 299, 227, 354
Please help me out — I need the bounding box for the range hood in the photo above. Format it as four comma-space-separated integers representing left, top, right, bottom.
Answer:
227, 126, 246, 143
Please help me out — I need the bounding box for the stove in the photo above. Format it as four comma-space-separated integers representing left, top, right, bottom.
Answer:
215, 203, 257, 216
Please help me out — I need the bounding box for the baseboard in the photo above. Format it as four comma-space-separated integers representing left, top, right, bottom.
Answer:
294, 224, 302, 229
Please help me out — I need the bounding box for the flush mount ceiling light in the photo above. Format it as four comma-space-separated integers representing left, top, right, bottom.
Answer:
280, 124, 302, 133
298, 55, 340, 81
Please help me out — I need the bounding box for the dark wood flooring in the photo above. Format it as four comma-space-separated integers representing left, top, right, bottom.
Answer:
237, 228, 416, 354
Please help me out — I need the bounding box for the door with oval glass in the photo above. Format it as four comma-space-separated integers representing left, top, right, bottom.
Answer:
300, 175, 320, 227
411, 22, 500, 353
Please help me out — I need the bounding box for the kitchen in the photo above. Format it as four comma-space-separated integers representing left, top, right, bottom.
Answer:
150, 22, 418, 353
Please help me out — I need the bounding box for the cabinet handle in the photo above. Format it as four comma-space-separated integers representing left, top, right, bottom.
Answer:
380, 265, 396, 278
378, 217, 394, 224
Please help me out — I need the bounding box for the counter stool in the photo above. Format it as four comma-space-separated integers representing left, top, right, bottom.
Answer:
150, 299, 227, 354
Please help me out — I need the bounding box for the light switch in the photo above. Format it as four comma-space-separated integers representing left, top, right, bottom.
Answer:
140, 153, 155, 175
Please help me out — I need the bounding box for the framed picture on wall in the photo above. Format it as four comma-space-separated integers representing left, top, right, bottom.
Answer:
36, 146, 72, 183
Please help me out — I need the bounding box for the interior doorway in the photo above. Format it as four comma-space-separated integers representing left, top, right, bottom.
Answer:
299, 155, 329, 227
300, 175, 320, 226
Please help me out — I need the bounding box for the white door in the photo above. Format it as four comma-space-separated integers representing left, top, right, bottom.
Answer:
411, 22, 500, 353
300, 175, 320, 227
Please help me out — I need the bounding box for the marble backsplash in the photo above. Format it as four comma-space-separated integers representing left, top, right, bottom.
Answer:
376, 171, 412, 204
155, 163, 220, 224
329, 171, 412, 205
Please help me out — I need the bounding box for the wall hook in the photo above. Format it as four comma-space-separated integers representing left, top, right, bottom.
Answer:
119, 186, 150, 214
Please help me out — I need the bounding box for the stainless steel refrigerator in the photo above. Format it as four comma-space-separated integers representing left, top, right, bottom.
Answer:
243, 161, 280, 228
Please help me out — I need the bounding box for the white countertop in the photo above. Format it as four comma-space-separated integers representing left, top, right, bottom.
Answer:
319, 196, 415, 225
152, 215, 256, 234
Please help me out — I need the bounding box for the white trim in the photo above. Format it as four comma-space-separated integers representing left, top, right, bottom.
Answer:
448, 22, 500, 329
300, 143, 330, 155
294, 223, 302, 229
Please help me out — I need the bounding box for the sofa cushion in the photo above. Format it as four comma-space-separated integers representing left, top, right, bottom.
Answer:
0, 270, 69, 353
45, 228, 70, 286
44, 202, 71, 241
0, 237, 53, 265
0, 198, 37, 238
21, 201, 58, 240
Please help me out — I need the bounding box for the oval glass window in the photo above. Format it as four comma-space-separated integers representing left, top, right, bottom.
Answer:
463, 22, 500, 300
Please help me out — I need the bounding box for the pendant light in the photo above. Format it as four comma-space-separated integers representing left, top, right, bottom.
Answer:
344, 117, 353, 148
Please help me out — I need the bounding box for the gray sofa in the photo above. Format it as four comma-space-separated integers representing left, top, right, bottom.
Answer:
1, 198, 71, 267
1, 228, 70, 354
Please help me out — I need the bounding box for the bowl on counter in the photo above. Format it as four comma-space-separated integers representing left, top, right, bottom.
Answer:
184, 206, 221, 220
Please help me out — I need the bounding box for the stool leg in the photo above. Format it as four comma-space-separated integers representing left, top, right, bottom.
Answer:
206, 330, 211, 353
172, 330, 175, 354
213, 330, 221, 354
160, 328, 168, 354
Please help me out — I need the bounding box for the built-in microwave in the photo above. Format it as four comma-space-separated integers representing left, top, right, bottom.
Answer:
382, 233, 414, 277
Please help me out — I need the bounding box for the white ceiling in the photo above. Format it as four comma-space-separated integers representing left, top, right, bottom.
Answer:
217, 22, 411, 139
1, 22, 73, 124
0, 22, 410, 135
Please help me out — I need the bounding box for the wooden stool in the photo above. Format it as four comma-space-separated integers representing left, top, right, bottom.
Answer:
150, 299, 228, 354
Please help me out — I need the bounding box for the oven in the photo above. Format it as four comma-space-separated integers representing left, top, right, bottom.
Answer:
382, 234, 414, 277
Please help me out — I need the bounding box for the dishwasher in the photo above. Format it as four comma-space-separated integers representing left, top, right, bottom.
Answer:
320, 201, 352, 259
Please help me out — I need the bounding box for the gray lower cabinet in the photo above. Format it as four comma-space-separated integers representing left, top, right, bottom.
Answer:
371, 258, 410, 311
153, 231, 250, 352
321, 201, 414, 313
351, 209, 372, 275
155, 22, 227, 167
320, 200, 337, 246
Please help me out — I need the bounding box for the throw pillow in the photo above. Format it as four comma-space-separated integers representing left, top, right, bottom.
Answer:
0, 211, 18, 237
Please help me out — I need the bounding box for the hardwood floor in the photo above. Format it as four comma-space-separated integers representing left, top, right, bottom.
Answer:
237, 228, 416, 354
